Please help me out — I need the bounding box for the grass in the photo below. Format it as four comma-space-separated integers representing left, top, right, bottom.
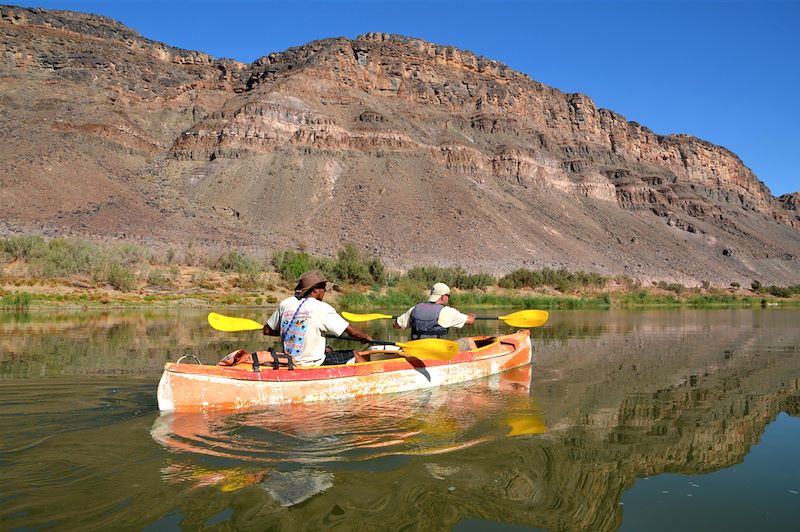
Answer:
2, 234, 800, 309
339, 288, 785, 311
1, 291, 33, 311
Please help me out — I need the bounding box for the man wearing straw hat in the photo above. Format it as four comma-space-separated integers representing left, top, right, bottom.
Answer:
394, 282, 475, 340
263, 270, 372, 366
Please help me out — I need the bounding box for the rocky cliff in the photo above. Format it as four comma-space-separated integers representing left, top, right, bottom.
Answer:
1, 5, 798, 285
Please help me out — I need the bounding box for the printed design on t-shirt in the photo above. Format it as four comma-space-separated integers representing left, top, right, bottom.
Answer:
282, 316, 308, 357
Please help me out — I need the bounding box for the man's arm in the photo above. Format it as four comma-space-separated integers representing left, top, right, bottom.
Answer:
344, 324, 372, 343
263, 323, 280, 336
394, 307, 413, 329
439, 307, 475, 328
264, 307, 282, 336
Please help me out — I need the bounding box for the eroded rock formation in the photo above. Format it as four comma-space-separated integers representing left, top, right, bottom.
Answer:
1, 6, 798, 284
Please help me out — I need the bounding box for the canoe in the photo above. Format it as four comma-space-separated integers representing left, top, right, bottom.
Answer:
157, 329, 532, 412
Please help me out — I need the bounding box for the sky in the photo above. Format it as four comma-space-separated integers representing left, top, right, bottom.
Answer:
17, 0, 800, 196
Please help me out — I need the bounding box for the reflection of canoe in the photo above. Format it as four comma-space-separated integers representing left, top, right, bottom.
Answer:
151, 363, 542, 465
157, 330, 532, 412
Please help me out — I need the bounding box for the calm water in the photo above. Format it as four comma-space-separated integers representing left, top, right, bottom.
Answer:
1, 308, 798, 531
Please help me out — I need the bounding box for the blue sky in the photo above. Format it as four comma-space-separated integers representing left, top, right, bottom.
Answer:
19, 0, 799, 196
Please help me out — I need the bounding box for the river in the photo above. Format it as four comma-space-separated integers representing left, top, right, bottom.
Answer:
1, 308, 798, 530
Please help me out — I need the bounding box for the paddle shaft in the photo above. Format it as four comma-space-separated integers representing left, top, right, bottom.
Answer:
342, 309, 547, 327
344, 315, 507, 321
330, 335, 395, 346
354, 315, 537, 324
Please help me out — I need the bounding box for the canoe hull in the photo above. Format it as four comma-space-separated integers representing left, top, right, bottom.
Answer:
157, 330, 532, 412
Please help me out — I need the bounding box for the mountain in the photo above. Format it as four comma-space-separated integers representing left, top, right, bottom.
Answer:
1, 5, 798, 285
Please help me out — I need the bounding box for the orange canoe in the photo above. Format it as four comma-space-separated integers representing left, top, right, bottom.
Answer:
157, 330, 532, 412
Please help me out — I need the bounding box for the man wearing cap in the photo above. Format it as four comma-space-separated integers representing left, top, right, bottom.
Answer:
394, 282, 476, 339
262, 270, 373, 366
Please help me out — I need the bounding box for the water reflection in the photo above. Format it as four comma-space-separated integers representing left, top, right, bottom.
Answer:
151, 364, 543, 508
152, 365, 541, 462
0, 309, 261, 378
1, 308, 799, 530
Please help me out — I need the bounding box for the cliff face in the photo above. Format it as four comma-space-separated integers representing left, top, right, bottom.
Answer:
1, 7, 798, 284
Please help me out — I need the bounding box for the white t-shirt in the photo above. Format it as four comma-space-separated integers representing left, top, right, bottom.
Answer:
395, 304, 470, 330
267, 296, 349, 367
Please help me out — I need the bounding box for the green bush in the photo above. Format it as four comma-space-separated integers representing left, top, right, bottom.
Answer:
234, 272, 263, 289
1, 291, 32, 310
498, 267, 607, 292
686, 294, 742, 306
405, 265, 459, 287
1, 235, 47, 261
749, 281, 799, 298
106, 262, 136, 291
395, 276, 427, 299
338, 289, 418, 309
272, 245, 385, 285
147, 268, 174, 288
763, 284, 800, 298
404, 265, 494, 290
498, 268, 544, 289
32, 238, 105, 278
272, 250, 313, 281
331, 244, 385, 285
110, 242, 148, 266
216, 251, 263, 275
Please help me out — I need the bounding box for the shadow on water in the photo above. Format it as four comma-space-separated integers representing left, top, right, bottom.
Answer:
1, 308, 799, 530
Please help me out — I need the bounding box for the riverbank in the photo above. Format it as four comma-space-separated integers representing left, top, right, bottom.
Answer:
2, 236, 799, 311
3, 274, 799, 311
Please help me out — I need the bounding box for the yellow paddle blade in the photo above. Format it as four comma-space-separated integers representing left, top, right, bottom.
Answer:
341, 311, 394, 322
505, 414, 548, 437
395, 338, 461, 360
207, 312, 263, 332
497, 310, 549, 328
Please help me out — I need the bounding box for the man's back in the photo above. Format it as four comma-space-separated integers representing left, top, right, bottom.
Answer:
269, 297, 349, 366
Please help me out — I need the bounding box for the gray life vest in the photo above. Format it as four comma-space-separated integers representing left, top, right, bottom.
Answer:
410, 303, 448, 339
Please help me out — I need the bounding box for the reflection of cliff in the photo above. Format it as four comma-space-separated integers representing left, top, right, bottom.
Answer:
474, 309, 800, 531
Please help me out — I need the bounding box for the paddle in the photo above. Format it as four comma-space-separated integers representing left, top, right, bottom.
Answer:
208, 312, 263, 332
341, 309, 549, 328
207, 312, 460, 360
334, 336, 460, 360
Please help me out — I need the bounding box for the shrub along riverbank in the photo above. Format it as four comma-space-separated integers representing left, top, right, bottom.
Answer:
1, 236, 798, 311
